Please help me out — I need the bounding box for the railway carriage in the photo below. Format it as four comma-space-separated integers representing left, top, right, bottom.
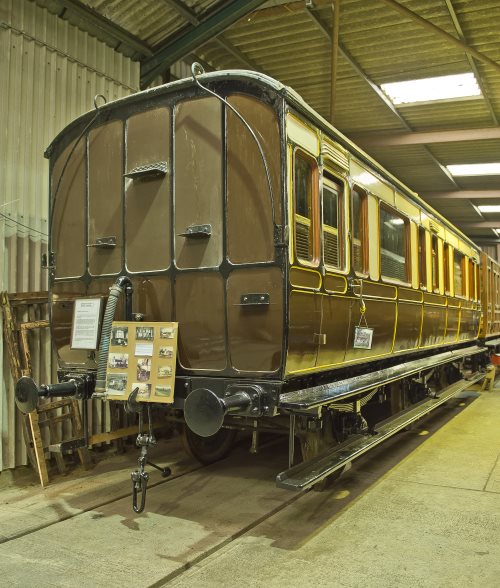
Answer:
15, 68, 500, 496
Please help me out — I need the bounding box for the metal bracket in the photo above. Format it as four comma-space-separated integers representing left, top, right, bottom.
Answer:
41, 252, 56, 270
178, 224, 212, 239
87, 236, 116, 249
124, 161, 169, 180
238, 293, 270, 306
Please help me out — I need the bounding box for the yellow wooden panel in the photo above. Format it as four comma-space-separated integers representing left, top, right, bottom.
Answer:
410, 222, 419, 289
350, 160, 395, 204
286, 113, 320, 155
368, 194, 380, 281
395, 192, 420, 222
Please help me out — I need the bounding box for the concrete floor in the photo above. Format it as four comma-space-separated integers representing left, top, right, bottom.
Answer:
1, 388, 499, 588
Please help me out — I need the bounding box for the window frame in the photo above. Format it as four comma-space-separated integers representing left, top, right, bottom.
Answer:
378, 202, 411, 285
418, 226, 428, 290
443, 242, 451, 295
292, 147, 320, 267
321, 170, 346, 272
351, 185, 369, 276
431, 234, 440, 293
453, 249, 466, 299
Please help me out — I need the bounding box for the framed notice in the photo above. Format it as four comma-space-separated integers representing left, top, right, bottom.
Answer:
71, 298, 102, 350
105, 321, 178, 404
353, 326, 374, 350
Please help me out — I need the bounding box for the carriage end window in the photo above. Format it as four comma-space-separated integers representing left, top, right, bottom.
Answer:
380, 205, 408, 283
294, 150, 318, 264
352, 187, 368, 274
322, 174, 344, 269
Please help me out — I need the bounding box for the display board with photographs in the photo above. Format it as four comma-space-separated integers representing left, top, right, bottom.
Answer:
105, 321, 178, 404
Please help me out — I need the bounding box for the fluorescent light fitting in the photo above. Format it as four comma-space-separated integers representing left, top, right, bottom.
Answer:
381, 73, 481, 105
448, 163, 500, 176
388, 218, 405, 225
477, 205, 500, 213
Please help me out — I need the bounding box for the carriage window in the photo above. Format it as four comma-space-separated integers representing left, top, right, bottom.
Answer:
352, 187, 368, 274
380, 206, 408, 282
294, 150, 317, 264
418, 227, 427, 288
322, 175, 343, 269
431, 235, 439, 292
454, 250, 464, 297
468, 259, 475, 300
444, 243, 451, 294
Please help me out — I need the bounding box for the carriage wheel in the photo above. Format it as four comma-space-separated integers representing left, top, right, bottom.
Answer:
181, 425, 237, 465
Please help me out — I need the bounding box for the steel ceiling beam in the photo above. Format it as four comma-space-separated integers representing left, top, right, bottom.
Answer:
444, 0, 498, 126
34, 0, 153, 58
304, 4, 459, 189
424, 190, 500, 200
141, 0, 268, 88
350, 127, 500, 147
458, 222, 500, 229
379, 0, 500, 77
304, 5, 408, 128
329, 0, 341, 123
160, 0, 261, 71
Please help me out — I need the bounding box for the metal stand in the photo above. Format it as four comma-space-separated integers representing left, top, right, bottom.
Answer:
130, 394, 171, 514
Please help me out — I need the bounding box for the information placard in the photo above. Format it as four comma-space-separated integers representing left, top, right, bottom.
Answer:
105, 321, 178, 404
71, 298, 102, 350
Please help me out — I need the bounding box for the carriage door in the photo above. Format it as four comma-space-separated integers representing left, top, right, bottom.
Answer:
286, 116, 322, 375
173, 97, 226, 371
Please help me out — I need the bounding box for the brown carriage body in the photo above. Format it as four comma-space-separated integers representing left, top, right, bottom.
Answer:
47, 71, 495, 410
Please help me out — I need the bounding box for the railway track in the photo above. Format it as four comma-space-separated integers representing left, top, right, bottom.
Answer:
0, 395, 476, 587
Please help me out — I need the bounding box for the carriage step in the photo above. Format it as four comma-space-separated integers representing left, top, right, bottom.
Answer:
276, 372, 485, 491
279, 345, 485, 411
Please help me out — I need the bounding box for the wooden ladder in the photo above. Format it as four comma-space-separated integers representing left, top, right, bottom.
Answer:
1, 291, 91, 486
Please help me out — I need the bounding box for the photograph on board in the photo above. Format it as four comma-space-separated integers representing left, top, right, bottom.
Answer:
136, 358, 151, 381
107, 373, 127, 394
157, 365, 172, 378
111, 326, 128, 347
136, 326, 154, 341
108, 353, 128, 369
155, 385, 171, 397
133, 383, 151, 398
159, 346, 174, 358
160, 327, 175, 339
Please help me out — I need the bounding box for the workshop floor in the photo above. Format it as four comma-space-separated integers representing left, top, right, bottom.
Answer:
1, 386, 499, 588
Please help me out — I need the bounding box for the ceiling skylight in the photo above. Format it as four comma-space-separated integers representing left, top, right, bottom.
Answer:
477, 205, 500, 213
448, 164, 500, 176
381, 73, 481, 105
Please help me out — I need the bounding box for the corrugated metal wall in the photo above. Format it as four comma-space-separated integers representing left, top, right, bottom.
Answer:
0, 0, 139, 471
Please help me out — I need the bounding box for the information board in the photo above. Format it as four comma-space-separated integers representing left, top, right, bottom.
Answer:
105, 321, 178, 404
71, 298, 102, 350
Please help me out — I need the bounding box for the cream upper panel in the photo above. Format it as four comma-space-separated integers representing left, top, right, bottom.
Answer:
350, 160, 394, 205
286, 113, 320, 155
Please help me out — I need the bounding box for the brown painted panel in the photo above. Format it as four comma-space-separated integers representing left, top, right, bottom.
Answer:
290, 267, 321, 289
52, 140, 86, 278
286, 291, 321, 373
131, 276, 172, 322
459, 308, 478, 340
362, 282, 396, 299
175, 272, 226, 371
324, 274, 347, 294
227, 95, 281, 264
421, 305, 446, 346
88, 120, 124, 276
174, 98, 222, 269
398, 288, 423, 303
344, 299, 396, 362
227, 267, 283, 372
394, 302, 422, 351
317, 295, 351, 367
424, 292, 446, 306
126, 108, 171, 272
445, 308, 460, 342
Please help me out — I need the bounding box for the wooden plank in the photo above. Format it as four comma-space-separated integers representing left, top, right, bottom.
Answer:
89, 422, 165, 445
8, 291, 48, 306
28, 411, 50, 487
1, 291, 22, 381
20, 320, 50, 330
